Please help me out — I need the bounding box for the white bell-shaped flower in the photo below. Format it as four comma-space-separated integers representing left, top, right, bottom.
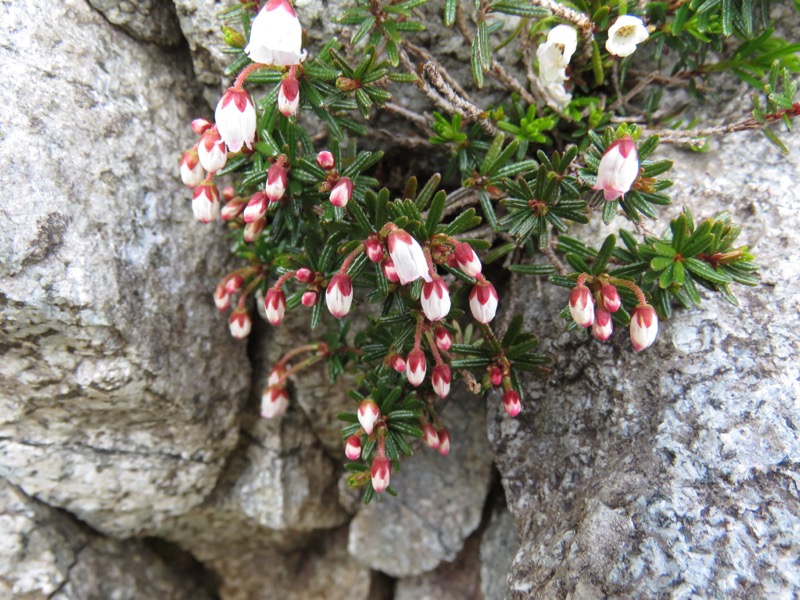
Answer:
245, 0, 306, 67
605, 15, 649, 58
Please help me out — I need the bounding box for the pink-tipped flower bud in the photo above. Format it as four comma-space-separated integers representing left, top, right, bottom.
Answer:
489, 366, 503, 387
422, 424, 440, 449
630, 304, 658, 352
317, 150, 335, 170
330, 177, 353, 208
365, 236, 384, 263
387, 228, 431, 285
295, 267, 314, 283
437, 428, 451, 456
325, 273, 353, 318
261, 385, 289, 419
357, 399, 380, 435
229, 308, 252, 339
345, 435, 362, 460
446, 252, 459, 269
197, 126, 227, 173
405, 349, 427, 387
268, 364, 286, 388
192, 181, 221, 223
382, 258, 399, 282
225, 275, 245, 295
592, 136, 639, 202
569, 284, 595, 328
278, 74, 300, 118
221, 197, 247, 221
244, 217, 266, 242
593, 309, 613, 341
222, 186, 236, 201
421, 278, 451, 322
371, 456, 391, 493
454, 242, 482, 278
264, 288, 286, 325
180, 148, 205, 188
214, 284, 230, 311
601, 284, 621, 313
301, 290, 318, 307
469, 280, 499, 324
434, 327, 452, 352
265, 162, 288, 202
191, 118, 212, 136
244, 192, 269, 223
390, 354, 406, 373
432, 364, 451, 399
215, 87, 257, 153
503, 389, 522, 417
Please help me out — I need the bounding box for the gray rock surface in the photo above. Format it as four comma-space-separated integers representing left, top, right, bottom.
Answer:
88, 0, 182, 45
0, 479, 211, 599
480, 499, 519, 600
348, 391, 494, 577
491, 85, 800, 598
0, 0, 250, 537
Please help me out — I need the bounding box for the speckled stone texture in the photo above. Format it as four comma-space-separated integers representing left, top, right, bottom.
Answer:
88, 0, 182, 45
490, 84, 800, 598
0, 0, 250, 537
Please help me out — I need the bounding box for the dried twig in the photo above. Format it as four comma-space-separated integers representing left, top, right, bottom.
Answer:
423, 61, 498, 136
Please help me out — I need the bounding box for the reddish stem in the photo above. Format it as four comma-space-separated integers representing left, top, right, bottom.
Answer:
234, 63, 268, 90
273, 270, 298, 289
339, 244, 365, 274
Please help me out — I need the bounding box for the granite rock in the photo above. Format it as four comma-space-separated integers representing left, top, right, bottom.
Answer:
0, 0, 250, 537
88, 0, 182, 45
480, 499, 519, 600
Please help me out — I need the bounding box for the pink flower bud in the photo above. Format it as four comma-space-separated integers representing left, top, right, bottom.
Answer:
382, 258, 399, 282
390, 354, 406, 373
192, 181, 220, 223
432, 364, 451, 399
592, 136, 639, 202
469, 280, 499, 324
405, 349, 427, 387
593, 309, 613, 341
221, 197, 247, 221
437, 428, 451, 456
365, 237, 384, 263
371, 456, 391, 493
421, 278, 451, 322
422, 424, 440, 449
330, 177, 353, 208
317, 150, 335, 170
434, 327, 452, 352
222, 186, 236, 201
261, 386, 289, 419
387, 228, 431, 285
278, 75, 300, 118
446, 252, 459, 269
489, 366, 503, 387
345, 435, 362, 460
215, 87, 257, 153
265, 162, 288, 202
325, 273, 353, 318
503, 389, 521, 417
268, 364, 286, 387
244, 217, 266, 242
295, 267, 314, 283
180, 148, 205, 188
244, 192, 269, 223
265, 288, 286, 325
214, 284, 230, 311
229, 308, 252, 339
601, 284, 621, 313
197, 126, 227, 173
244, 0, 305, 67
569, 284, 595, 327
454, 242, 482, 278
357, 399, 380, 435
191, 118, 212, 135
225, 275, 245, 295
301, 290, 318, 306
630, 304, 658, 352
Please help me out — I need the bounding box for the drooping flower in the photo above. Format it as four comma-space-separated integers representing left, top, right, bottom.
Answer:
264, 288, 286, 326
265, 162, 288, 202
192, 181, 221, 223
329, 177, 353, 208
357, 399, 380, 435
243, 192, 268, 223
345, 435, 362, 460
422, 424, 440, 449
197, 127, 227, 174
180, 148, 205, 188
421, 278, 451, 322
469, 280, 499, 324
593, 309, 613, 341
278, 75, 300, 118
605, 15, 649, 58
601, 284, 622, 313
261, 386, 289, 419
437, 428, 451, 456
434, 327, 452, 352
381, 258, 399, 282
215, 87, 257, 153
502, 390, 522, 417
593, 136, 639, 202
536, 24, 578, 86
229, 308, 252, 339
405, 349, 427, 387
454, 242, 482, 278
387, 229, 431, 285
221, 197, 246, 221
243, 217, 266, 242
390, 354, 406, 373
371, 456, 391, 493
325, 273, 353, 318
432, 364, 451, 399
569, 284, 595, 327
630, 304, 658, 351
301, 290, 318, 306
214, 284, 230, 311
245, 0, 306, 67
364, 236, 384, 263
